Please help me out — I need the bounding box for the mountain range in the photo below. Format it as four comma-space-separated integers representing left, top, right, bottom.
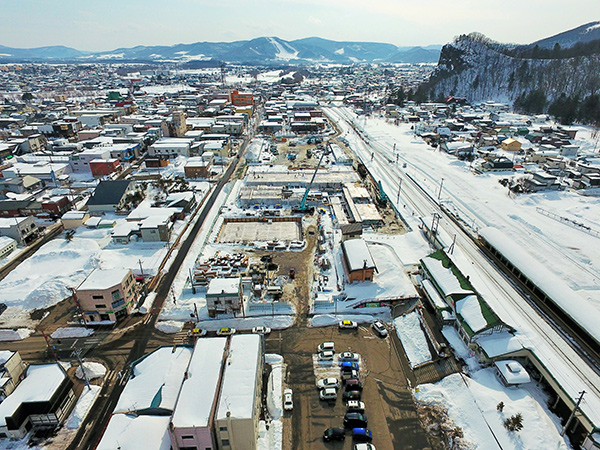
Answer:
0, 37, 441, 64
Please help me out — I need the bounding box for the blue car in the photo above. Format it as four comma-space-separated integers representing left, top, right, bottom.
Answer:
340, 361, 359, 372
352, 428, 373, 443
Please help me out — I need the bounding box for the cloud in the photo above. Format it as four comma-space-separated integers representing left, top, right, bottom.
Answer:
308, 16, 322, 25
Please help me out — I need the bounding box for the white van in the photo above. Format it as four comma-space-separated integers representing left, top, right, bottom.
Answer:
318, 342, 335, 353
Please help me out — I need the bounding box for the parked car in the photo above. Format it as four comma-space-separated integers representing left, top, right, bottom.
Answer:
352, 428, 373, 443
339, 320, 358, 329
345, 379, 363, 391
341, 361, 360, 372
372, 320, 388, 337
188, 328, 207, 337
317, 377, 340, 389
318, 342, 335, 352
342, 369, 359, 382
318, 350, 335, 361
323, 427, 346, 442
343, 412, 368, 428
252, 326, 271, 335
343, 390, 362, 402
283, 388, 293, 411
354, 444, 376, 450
319, 387, 338, 401
346, 400, 365, 413
339, 352, 360, 362
216, 327, 236, 336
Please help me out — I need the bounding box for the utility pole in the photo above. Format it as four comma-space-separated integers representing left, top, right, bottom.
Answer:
437, 177, 444, 201
41, 329, 59, 363
71, 349, 91, 390
70, 287, 88, 329
397, 178, 402, 203
138, 259, 144, 278
561, 391, 585, 436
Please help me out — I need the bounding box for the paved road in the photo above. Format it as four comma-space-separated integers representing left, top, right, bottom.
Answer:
70, 136, 251, 450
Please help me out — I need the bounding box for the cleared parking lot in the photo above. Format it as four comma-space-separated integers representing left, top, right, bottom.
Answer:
267, 323, 432, 450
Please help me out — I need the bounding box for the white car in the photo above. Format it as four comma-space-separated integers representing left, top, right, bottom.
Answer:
318, 350, 335, 361
319, 387, 338, 401
339, 352, 360, 362
317, 377, 340, 389
317, 342, 335, 353
283, 388, 293, 411
372, 320, 388, 337
354, 444, 376, 450
346, 400, 366, 412
216, 327, 236, 336
339, 320, 358, 329
252, 326, 271, 335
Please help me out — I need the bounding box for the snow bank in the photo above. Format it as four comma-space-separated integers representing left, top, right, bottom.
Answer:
51, 327, 94, 339
155, 320, 184, 334
75, 362, 107, 381
0, 328, 33, 341
266, 354, 283, 420
309, 314, 376, 327
394, 311, 432, 368
66, 385, 101, 429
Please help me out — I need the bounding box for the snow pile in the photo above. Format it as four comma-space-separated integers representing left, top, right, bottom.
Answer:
66, 385, 101, 429
0, 328, 33, 341
257, 419, 283, 450
75, 362, 107, 381
51, 327, 94, 339
309, 314, 377, 327
155, 320, 184, 334
394, 311, 432, 367
266, 353, 283, 420
416, 370, 572, 449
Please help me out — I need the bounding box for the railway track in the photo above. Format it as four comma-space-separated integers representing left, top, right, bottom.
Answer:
325, 106, 600, 398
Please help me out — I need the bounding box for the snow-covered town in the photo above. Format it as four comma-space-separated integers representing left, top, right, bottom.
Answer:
1, 9, 600, 450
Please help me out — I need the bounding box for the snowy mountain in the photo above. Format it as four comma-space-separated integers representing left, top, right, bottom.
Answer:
0, 37, 441, 64
423, 26, 600, 107
531, 21, 600, 49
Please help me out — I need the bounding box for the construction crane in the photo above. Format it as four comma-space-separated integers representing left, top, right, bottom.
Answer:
292, 145, 330, 214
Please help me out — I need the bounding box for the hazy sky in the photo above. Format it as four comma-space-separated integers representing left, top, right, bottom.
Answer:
1, 0, 599, 51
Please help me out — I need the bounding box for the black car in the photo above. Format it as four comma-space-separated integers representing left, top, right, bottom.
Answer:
345, 379, 363, 391
343, 390, 362, 402
323, 427, 346, 442
343, 412, 368, 429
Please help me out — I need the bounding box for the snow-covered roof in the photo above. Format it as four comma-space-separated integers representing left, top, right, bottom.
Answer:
78, 268, 130, 291
0, 364, 65, 427
342, 239, 376, 272
207, 277, 240, 296
96, 414, 171, 450
421, 256, 473, 297
494, 360, 531, 385
475, 332, 523, 358
114, 346, 193, 414
0, 236, 16, 249
478, 227, 600, 344
0, 350, 15, 365
61, 211, 88, 220
421, 279, 450, 310
171, 337, 227, 428
217, 334, 261, 420
456, 295, 487, 333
